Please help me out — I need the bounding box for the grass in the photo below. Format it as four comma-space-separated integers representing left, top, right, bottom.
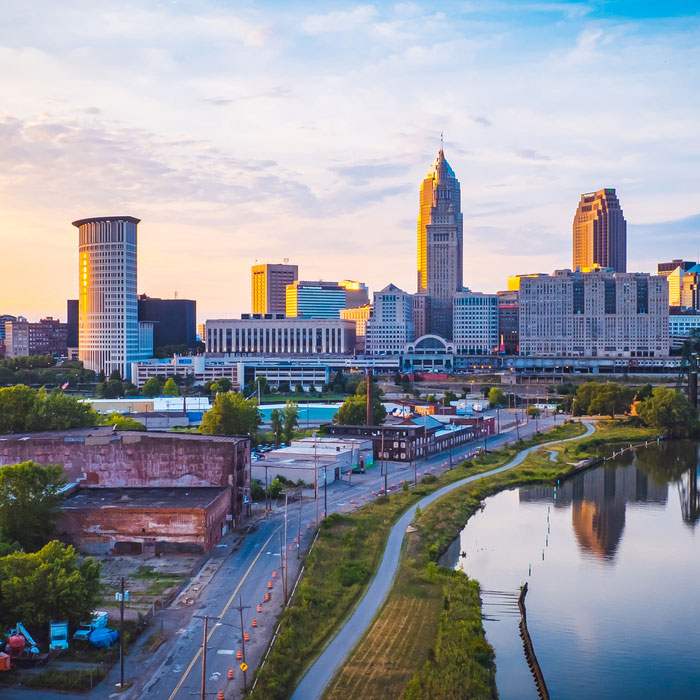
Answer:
22, 667, 107, 691
246, 421, 584, 700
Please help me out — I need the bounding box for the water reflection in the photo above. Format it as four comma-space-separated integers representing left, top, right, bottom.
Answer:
520, 457, 667, 560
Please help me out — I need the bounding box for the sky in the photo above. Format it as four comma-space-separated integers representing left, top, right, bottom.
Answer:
1, 1, 699, 322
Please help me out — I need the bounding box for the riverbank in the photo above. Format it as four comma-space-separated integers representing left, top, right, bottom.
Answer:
246, 422, 586, 699
324, 419, 659, 700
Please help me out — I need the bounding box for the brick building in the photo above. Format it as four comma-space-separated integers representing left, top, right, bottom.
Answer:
0, 428, 250, 554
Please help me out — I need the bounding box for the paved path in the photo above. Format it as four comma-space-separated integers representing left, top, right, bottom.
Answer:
290, 421, 596, 700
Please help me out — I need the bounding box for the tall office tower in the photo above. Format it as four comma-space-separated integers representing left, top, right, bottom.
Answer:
338, 280, 370, 309
73, 216, 140, 379
252, 263, 298, 315
137, 295, 197, 348
572, 188, 627, 273
286, 281, 346, 318
417, 148, 463, 339
658, 260, 696, 277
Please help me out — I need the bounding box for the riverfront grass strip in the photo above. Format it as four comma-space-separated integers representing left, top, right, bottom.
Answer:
246, 422, 585, 700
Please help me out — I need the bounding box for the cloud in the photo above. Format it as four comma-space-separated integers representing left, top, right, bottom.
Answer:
517, 148, 551, 161
300, 5, 378, 34
330, 162, 407, 186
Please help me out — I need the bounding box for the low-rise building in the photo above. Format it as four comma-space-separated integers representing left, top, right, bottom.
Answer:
669, 311, 700, 348
206, 316, 356, 355
4, 317, 68, 358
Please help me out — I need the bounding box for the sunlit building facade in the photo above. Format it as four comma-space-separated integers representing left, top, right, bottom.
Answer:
252, 263, 298, 315
365, 284, 414, 356
285, 280, 346, 318
417, 149, 463, 339
74, 216, 141, 379
572, 188, 627, 273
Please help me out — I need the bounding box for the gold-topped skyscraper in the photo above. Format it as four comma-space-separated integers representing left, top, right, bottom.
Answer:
572, 188, 627, 273
417, 147, 463, 339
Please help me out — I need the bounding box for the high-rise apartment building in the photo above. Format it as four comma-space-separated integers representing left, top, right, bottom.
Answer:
251, 263, 298, 315
417, 149, 463, 339
572, 188, 627, 273
452, 291, 498, 355
286, 281, 346, 318
365, 284, 414, 356
73, 216, 149, 379
519, 268, 668, 358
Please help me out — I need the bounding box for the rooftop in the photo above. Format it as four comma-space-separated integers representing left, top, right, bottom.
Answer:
0, 427, 247, 444
61, 487, 227, 510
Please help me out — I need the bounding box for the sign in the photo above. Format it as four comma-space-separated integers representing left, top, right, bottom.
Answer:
240, 662, 248, 672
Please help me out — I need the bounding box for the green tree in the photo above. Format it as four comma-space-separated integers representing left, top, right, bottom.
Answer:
97, 379, 125, 399
294, 382, 304, 395
102, 414, 145, 431
163, 377, 180, 397
333, 395, 386, 425
109, 369, 122, 382
308, 382, 317, 395
0, 541, 101, 631
270, 409, 283, 446
142, 376, 164, 397
442, 390, 458, 407
393, 372, 403, 386
0, 385, 37, 433
635, 383, 653, 401
636, 387, 697, 437
0, 461, 66, 552
200, 392, 262, 436
26, 389, 100, 431
527, 405, 541, 418
488, 387, 506, 407
212, 377, 232, 393
282, 402, 299, 443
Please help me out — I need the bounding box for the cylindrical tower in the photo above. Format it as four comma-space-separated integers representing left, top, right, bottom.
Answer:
72, 216, 140, 379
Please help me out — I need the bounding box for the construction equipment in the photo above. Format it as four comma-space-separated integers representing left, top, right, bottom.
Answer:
4, 622, 48, 667
49, 621, 69, 651
73, 611, 108, 641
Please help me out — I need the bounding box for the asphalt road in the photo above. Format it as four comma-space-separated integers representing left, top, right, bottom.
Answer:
290, 420, 596, 700
0, 411, 563, 700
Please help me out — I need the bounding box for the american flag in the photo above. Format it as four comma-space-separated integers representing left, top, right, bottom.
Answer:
61, 381, 70, 390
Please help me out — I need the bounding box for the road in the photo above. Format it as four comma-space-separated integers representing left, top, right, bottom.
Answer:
0, 410, 563, 700
290, 420, 596, 700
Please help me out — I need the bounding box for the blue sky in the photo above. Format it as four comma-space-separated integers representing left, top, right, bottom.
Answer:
1, 1, 698, 320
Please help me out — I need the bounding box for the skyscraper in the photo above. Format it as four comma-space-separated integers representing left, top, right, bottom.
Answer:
285, 281, 346, 318
417, 148, 463, 339
73, 216, 141, 379
251, 263, 298, 315
572, 188, 627, 273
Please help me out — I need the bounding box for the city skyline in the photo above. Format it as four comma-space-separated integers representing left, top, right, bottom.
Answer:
1, 1, 699, 321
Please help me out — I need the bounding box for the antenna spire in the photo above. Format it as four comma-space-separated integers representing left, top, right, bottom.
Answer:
440, 131, 444, 152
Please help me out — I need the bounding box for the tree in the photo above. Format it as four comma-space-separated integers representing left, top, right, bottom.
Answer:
97, 370, 106, 383
0, 385, 37, 433
294, 382, 304, 395
109, 369, 123, 382
200, 392, 262, 436
102, 414, 145, 431
636, 387, 697, 437
282, 402, 299, 443
0, 461, 66, 552
527, 405, 541, 418
270, 409, 283, 446
488, 387, 506, 407
333, 395, 386, 425
0, 541, 101, 632
442, 390, 458, 407
213, 377, 232, 393
635, 383, 653, 402
142, 376, 164, 397
26, 389, 100, 432
97, 379, 125, 399
573, 382, 634, 418
163, 377, 180, 397
393, 372, 402, 386
308, 382, 317, 395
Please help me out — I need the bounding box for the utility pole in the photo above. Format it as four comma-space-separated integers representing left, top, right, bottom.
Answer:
283, 492, 289, 601
297, 489, 302, 560
119, 577, 125, 689
366, 368, 372, 426
235, 597, 251, 690
314, 432, 319, 526
324, 465, 328, 516
265, 464, 269, 515
193, 614, 219, 700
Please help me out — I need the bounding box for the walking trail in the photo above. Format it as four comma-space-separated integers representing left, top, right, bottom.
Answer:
290, 420, 596, 700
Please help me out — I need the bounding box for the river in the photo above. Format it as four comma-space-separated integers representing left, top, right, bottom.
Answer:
442, 441, 700, 699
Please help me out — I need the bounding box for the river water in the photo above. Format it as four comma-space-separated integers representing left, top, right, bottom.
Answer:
442, 441, 700, 699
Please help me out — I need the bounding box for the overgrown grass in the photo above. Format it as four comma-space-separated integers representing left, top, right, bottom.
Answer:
23, 667, 107, 691
246, 422, 584, 700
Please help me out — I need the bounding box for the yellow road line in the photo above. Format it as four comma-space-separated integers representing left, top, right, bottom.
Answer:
167, 527, 279, 700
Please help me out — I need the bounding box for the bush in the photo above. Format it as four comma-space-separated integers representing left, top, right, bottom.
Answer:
422, 474, 437, 484
337, 561, 371, 587
23, 668, 107, 691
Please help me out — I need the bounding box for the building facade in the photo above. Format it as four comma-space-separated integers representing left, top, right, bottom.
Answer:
4, 317, 68, 358
339, 280, 370, 309
669, 311, 700, 348
572, 188, 627, 273
417, 149, 463, 339
137, 295, 197, 348
285, 280, 346, 318
365, 284, 414, 355
73, 216, 142, 379
497, 290, 519, 354
519, 268, 669, 358
339, 304, 371, 353
252, 263, 298, 315
206, 316, 356, 355
658, 259, 696, 277
452, 291, 498, 355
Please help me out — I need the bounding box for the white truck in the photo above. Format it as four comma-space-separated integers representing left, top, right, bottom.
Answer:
49, 621, 69, 651
73, 611, 108, 641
